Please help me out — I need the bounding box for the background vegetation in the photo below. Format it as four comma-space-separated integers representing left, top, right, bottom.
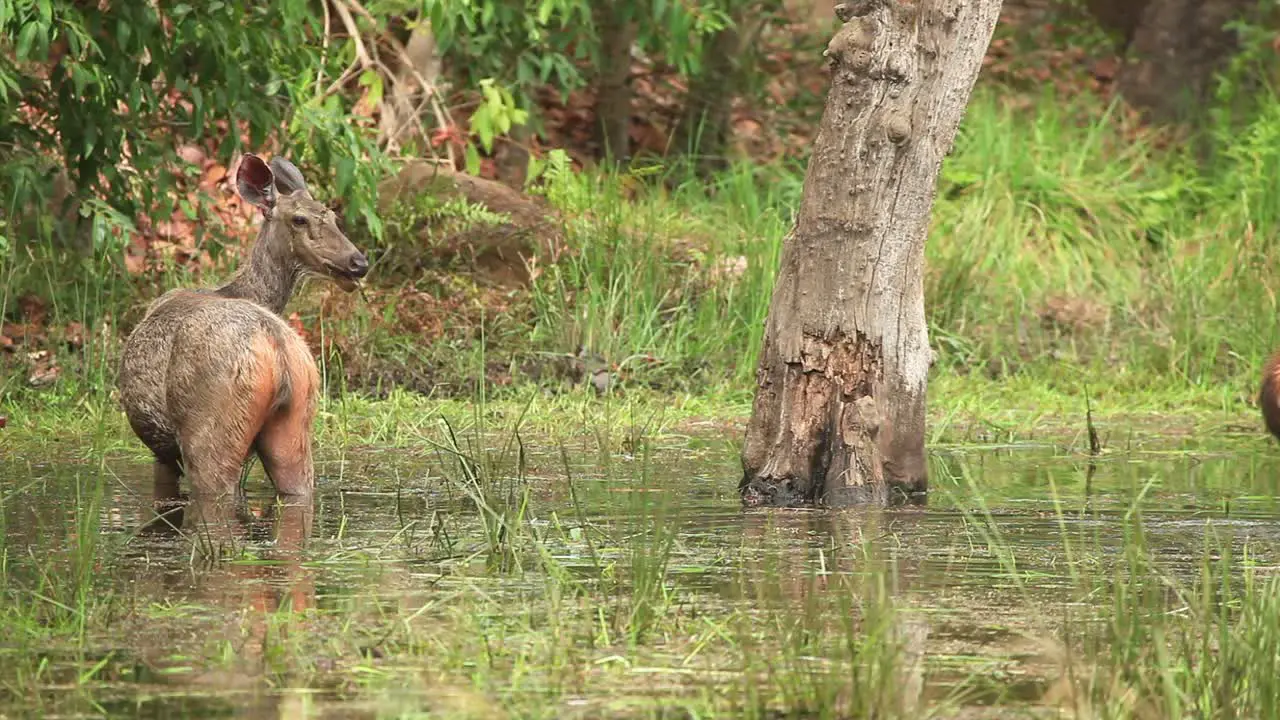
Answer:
3, 0, 1280, 428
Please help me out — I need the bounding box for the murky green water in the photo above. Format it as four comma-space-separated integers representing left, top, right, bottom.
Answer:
3, 434, 1280, 718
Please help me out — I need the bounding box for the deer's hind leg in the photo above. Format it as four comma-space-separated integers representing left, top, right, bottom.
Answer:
255, 408, 315, 496
153, 457, 184, 503
174, 337, 280, 499
254, 341, 318, 497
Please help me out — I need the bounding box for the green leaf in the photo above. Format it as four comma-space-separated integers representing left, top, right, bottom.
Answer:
83, 122, 98, 157
464, 143, 481, 176
472, 110, 495, 152
336, 156, 355, 194
116, 19, 132, 49
16, 22, 41, 60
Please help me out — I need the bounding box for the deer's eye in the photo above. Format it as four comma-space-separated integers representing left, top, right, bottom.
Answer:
291, 215, 308, 227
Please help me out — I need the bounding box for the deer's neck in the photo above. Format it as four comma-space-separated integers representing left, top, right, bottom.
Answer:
215, 224, 300, 315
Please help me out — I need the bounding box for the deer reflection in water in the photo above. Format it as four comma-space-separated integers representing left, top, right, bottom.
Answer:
140, 485, 316, 690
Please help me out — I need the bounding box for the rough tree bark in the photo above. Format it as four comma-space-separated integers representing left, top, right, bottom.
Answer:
740, 0, 1002, 507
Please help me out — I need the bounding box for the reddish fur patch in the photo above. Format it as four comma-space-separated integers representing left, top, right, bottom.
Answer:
238, 335, 282, 457
255, 331, 319, 494
1260, 351, 1280, 442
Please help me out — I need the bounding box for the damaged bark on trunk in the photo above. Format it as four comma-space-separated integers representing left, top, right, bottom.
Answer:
740, 0, 1001, 507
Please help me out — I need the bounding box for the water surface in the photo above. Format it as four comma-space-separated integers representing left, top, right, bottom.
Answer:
3, 434, 1278, 718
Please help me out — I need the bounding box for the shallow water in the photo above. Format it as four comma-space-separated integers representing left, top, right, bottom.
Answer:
3, 434, 1280, 718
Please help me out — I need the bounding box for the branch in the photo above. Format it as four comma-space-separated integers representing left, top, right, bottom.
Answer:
315, 0, 332, 92
330, 0, 373, 67
324, 0, 458, 164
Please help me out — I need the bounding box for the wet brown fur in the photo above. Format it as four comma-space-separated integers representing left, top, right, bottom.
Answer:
1262, 351, 1280, 442
118, 154, 367, 499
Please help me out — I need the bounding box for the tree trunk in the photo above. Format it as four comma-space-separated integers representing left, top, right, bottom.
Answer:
594, 2, 636, 163
1093, 0, 1254, 124
674, 24, 739, 172
673, 4, 779, 175
1084, 0, 1150, 51
740, 0, 1002, 508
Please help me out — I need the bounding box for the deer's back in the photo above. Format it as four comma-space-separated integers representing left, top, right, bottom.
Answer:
118, 289, 317, 461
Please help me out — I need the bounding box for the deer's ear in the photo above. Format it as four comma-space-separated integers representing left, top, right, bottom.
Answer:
269, 156, 311, 199
236, 154, 277, 211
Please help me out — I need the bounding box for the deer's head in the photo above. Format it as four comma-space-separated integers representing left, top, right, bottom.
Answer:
236, 154, 369, 291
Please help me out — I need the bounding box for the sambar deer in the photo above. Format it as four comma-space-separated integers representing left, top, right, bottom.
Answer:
118, 154, 368, 499
1263, 353, 1280, 442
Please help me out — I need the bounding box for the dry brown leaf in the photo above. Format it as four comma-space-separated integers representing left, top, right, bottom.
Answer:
176, 144, 206, 166
202, 163, 228, 188
27, 350, 59, 387
17, 294, 47, 325
124, 252, 147, 274
154, 219, 195, 244
64, 322, 85, 348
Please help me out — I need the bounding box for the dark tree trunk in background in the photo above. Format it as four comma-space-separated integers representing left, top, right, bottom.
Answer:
673, 22, 741, 173
672, 3, 779, 175
1084, 0, 1150, 51
1087, 0, 1256, 124
675, 2, 786, 175
494, 123, 531, 189
594, 1, 637, 162
740, 0, 1002, 508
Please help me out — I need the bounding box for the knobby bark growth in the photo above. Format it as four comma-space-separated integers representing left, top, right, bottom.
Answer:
740, 0, 1002, 507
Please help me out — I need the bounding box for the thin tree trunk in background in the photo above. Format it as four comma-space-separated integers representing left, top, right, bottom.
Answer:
740, 0, 1002, 507
594, 2, 636, 163
1084, 0, 1149, 51
494, 123, 531, 189
1086, 0, 1255, 124
674, 20, 743, 173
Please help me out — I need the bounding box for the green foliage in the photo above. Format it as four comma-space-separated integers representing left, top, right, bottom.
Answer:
422, 0, 592, 104
0, 0, 385, 247
424, 0, 738, 112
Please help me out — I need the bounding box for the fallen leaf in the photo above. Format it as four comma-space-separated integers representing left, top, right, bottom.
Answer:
1092, 56, 1119, 82
124, 252, 147, 274
0, 416, 6, 429
286, 312, 310, 342
734, 118, 763, 139
177, 144, 206, 166
202, 163, 228, 188
18, 293, 47, 325
27, 350, 59, 387
64, 322, 85, 348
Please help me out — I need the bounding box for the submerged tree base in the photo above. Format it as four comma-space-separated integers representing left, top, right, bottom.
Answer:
739, 0, 1003, 507
740, 329, 927, 508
